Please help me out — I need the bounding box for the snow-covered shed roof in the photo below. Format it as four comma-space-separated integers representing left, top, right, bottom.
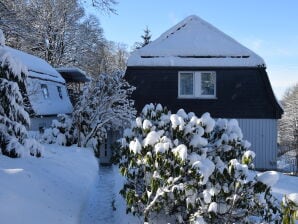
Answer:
56, 67, 91, 82
2, 46, 65, 83
127, 15, 265, 67
0, 45, 72, 117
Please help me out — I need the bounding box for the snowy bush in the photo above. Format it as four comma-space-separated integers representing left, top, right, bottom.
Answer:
72, 72, 136, 152
41, 114, 73, 146
117, 103, 281, 223
41, 71, 136, 152
282, 193, 298, 224
0, 30, 42, 158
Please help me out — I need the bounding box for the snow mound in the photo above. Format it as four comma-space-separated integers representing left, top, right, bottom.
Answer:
257, 171, 279, 187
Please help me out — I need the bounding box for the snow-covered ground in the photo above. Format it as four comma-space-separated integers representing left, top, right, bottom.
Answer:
0, 144, 297, 224
0, 144, 98, 224
81, 165, 139, 224
272, 172, 298, 200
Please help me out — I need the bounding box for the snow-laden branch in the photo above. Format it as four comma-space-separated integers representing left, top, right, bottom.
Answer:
144, 176, 182, 215
73, 72, 136, 148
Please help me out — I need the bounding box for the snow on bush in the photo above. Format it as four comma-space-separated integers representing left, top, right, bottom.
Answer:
282, 193, 298, 224
72, 72, 136, 154
41, 72, 135, 154
117, 103, 281, 223
41, 114, 73, 146
0, 30, 42, 158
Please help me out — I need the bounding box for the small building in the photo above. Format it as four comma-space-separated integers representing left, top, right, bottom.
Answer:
56, 67, 91, 105
125, 15, 283, 169
3, 46, 73, 131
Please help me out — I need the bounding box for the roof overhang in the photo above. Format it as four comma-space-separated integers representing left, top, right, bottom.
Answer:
56, 67, 91, 82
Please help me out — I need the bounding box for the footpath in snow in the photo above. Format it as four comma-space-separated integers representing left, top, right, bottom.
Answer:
81, 165, 140, 224
80, 166, 117, 223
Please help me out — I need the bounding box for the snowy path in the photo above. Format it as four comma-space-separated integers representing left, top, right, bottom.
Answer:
80, 165, 140, 224
80, 165, 116, 224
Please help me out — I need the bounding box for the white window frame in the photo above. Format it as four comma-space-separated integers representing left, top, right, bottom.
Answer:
178, 71, 216, 99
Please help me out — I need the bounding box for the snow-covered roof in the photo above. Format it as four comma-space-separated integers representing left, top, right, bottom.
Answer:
56, 67, 91, 82
2, 46, 65, 83
127, 15, 265, 67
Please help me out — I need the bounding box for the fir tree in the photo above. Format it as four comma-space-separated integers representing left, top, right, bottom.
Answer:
134, 26, 152, 50
141, 26, 152, 47
0, 30, 42, 158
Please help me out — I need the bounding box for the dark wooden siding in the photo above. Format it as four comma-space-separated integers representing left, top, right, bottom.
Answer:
125, 67, 283, 119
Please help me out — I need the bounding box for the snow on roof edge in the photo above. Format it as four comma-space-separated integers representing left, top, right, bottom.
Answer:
2, 46, 65, 83
56, 67, 91, 82
127, 56, 266, 68
56, 67, 87, 76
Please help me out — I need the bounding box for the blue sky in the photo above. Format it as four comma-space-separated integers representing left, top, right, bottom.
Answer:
91, 0, 298, 99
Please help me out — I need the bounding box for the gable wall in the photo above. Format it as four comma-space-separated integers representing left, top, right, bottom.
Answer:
125, 67, 282, 119
125, 66, 282, 169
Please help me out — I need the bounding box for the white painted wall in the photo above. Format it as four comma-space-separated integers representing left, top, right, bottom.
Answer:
237, 119, 278, 170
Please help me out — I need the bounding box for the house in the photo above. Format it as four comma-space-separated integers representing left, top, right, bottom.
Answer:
2, 46, 73, 131
124, 15, 283, 169
56, 67, 90, 105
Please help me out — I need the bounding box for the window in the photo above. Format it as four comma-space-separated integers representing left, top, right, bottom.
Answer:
201, 72, 216, 96
57, 86, 63, 99
179, 72, 194, 96
178, 71, 216, 98
41, 84, 49, 99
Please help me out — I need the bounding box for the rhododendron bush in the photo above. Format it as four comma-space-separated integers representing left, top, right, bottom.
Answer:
116, 104, 281, 223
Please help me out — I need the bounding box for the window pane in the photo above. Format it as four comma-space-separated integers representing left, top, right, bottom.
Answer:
41, 84, 49, 99
57, 86, 63, 99
180, 73, 194, 96
201, 72, 215, 95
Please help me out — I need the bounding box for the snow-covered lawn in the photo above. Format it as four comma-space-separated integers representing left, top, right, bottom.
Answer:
0, 144, 297, 224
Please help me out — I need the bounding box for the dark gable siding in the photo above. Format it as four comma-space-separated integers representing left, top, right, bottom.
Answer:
125, 67, 283, 119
